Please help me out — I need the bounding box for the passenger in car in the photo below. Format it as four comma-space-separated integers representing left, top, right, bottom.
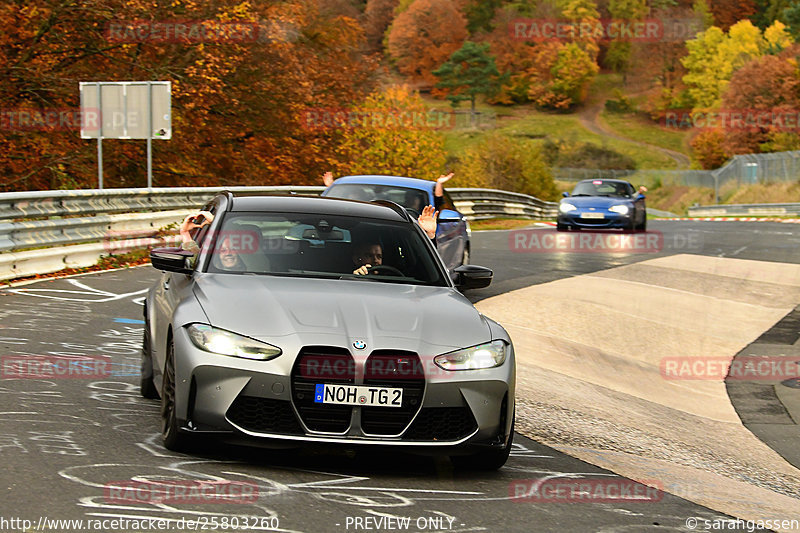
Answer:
212, 235, 247, 270
179, 211, 213, 257
179, 213, 266, 272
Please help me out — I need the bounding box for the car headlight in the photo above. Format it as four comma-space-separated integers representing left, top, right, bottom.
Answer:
186, 324, 281, 361
609, 204, 630, 215
434, 340, 507, 371
559, 202, 576, 213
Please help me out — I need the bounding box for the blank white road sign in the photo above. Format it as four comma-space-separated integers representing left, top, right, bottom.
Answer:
80, 81, 171, 139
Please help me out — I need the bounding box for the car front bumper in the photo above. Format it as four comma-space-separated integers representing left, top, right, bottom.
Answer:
558, 210, 632, 229
170, 327, 515, 451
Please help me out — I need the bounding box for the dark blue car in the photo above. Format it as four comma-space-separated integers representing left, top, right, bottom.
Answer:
321, 175, 470, 272
557, 179, 647, 232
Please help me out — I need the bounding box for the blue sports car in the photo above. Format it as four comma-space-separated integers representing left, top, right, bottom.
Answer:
557, 179, 647, 232
322, 175, 471, 272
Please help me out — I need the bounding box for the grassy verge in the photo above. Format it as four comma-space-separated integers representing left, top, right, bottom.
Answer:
421, 91, 680, 170
600, 111, 691, 158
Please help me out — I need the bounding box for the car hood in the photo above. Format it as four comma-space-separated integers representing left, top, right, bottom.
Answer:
562, 196, 633, 208
191, 274, 491, 353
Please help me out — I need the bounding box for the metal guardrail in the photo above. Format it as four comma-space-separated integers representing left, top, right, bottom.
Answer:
688, 203, 800, 217
0, 186, 557, 281
0, 186, 324, 222
448, 188, 558, 220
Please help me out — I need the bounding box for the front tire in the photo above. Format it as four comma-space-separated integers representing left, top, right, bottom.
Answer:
161, 339, 189, 451
556, 222, 567, 231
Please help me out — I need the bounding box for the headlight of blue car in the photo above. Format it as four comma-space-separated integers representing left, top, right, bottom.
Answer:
559, 203, 577, 213
609, 205, 630, 215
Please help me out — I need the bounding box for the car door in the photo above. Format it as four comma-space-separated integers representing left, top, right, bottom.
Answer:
434, 191, 467, 272
152, 201, 218, 384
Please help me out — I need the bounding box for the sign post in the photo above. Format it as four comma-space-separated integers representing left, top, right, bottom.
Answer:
80, 81, 171, 189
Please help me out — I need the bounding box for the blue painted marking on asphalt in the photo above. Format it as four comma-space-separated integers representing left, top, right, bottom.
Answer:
114, 318, 146, 324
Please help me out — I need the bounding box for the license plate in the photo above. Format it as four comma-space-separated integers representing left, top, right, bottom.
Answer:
314, 384, 403, 407
581, 212, 605, 219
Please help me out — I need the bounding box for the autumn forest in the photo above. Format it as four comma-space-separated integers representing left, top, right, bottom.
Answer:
1, 0, 798, 193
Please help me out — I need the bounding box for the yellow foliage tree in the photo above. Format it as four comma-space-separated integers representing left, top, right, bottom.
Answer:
334, 86, 447, 178
682, 20, 794, 112
453, 134, 557, 200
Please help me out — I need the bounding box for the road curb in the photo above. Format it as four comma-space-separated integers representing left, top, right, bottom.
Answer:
656, 217, 800, 223
726, 305, 800, 471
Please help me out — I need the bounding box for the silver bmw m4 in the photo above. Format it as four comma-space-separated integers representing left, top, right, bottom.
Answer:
143, 193, 515, 469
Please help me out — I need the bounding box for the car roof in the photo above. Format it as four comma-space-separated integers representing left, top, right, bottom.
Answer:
226, 194, 409, 222
330, 175, 436, 192
576, 178, 633, 186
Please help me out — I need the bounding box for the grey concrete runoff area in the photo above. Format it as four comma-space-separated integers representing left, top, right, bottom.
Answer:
477, 254, 800, 530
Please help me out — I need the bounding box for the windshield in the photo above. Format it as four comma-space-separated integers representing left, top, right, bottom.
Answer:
202, 212, 447, 286
325, 183, 430, 216
571, 181, 632, 198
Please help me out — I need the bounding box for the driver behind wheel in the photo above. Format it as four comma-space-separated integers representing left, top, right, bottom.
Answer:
351, 241, 383, 275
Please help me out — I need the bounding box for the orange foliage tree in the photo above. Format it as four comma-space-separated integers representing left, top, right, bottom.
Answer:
719, 48, 800, 154
0, 0, 378, 191
363, 0, 400, 53
690, 129, 730, 169
708, 0, 757, 30
386, 0, 468, 86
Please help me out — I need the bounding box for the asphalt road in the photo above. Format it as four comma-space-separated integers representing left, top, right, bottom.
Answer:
1, 220, 796, 533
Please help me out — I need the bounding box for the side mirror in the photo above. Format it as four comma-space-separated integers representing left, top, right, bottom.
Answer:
438, 209, 461, 223
150, 247, 194, 274
454, 264, 493, 290
562, 192, 570, 198
636, 193, 646, 200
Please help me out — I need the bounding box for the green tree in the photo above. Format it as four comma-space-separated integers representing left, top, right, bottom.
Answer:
784, 3, 800, 39
453, 134, 557, 199
693, 0, 715, 29
433, 41, 501, 125
604, 0, 648, 74
463, 0, 503, 33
